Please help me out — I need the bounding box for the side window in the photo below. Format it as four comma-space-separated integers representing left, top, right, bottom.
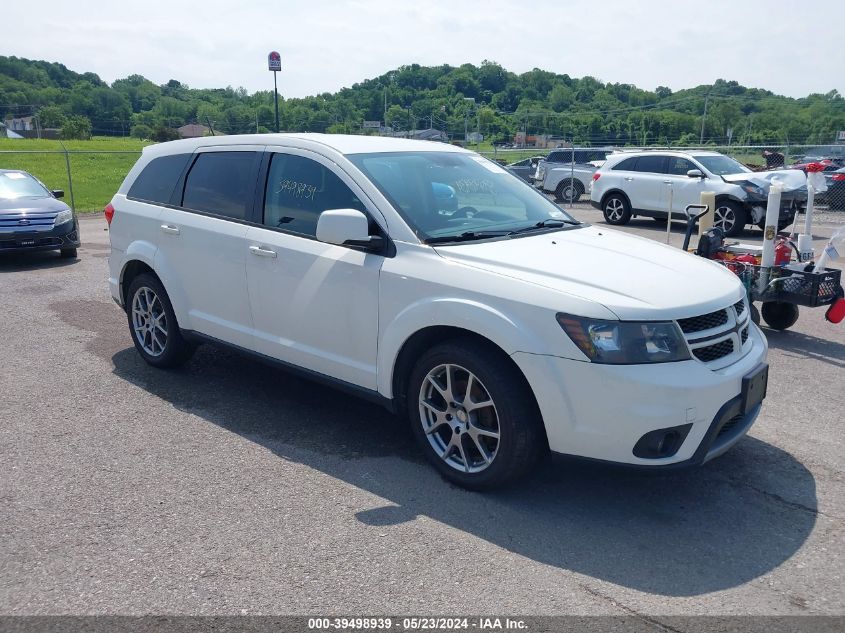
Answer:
182, 152, 258, 220
612, 156, 639, 171
127, 153, 192, 204
634, 155, 666, 174
263, 153, 366, 237
666, 157, 696, 176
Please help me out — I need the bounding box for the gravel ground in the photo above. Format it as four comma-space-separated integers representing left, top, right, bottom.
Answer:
0, 211, 843, 618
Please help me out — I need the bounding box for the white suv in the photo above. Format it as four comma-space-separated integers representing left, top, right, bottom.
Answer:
107, 134, 768, 489
590, 150, 805, 236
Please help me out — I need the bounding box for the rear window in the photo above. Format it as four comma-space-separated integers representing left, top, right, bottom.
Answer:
634, 155, 666, 173
612, 157, 639, 171
181, 152, 259, 220
127, 154, 192, 204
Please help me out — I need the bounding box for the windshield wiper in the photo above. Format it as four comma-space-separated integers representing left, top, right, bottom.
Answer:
507, 218, 579, 235
425, 230, 511, 244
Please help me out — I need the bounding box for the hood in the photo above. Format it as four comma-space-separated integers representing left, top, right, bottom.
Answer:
433, 226, 744, 321
722, 169, 807, 192
0, 196, 68, 214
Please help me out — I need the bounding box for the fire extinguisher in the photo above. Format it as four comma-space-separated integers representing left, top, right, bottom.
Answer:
774, 237, 792, 266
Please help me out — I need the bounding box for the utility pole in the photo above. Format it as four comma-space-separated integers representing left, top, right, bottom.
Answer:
700, 90, 710, 145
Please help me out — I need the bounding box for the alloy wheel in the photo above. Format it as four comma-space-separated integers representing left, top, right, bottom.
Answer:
605, 198, 625, 221
418, 363, 500, 473
131, 286, 168, 357
714, 205, 736, 234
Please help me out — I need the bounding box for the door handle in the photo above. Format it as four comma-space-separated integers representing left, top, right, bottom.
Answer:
249, 245, 277, 258
624, 177, 634, 181
160, 224, 180, 235
663, 180, 672, 184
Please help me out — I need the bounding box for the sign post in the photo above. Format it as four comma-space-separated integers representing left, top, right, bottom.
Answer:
268, 51, 281, 133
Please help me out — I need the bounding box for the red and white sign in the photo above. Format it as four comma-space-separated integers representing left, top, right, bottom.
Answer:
268, 51, 281, 72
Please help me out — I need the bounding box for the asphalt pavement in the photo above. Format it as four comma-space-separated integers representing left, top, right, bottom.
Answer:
1, 208, 843, 617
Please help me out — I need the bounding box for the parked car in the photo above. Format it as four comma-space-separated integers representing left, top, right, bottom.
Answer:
107, 134, 767, 489
505, 156, 544, 183
822, 167, 845, 209
0, 169, 79, 257
590, 151, 806, 236
534, 147, 613, 188
794, 145, 845, 167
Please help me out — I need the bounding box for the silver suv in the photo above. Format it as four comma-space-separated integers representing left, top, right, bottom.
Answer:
590, 151, 806, 236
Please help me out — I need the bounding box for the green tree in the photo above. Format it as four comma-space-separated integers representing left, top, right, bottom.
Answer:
60, 115, 92, 139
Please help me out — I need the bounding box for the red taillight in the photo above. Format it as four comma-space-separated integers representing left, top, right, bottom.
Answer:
832, 174, 845, 182
104, 203, 115, 225
592, 173, 601, 181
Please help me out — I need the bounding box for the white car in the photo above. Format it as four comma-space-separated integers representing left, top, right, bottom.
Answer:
107, 134, 768, 489
590, 150, 806, 236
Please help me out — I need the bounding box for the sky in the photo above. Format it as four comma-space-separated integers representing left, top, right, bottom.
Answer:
3, 0, 842, 100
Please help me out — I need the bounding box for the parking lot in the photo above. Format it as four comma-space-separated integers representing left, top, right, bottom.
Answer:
1, 207, 843, 617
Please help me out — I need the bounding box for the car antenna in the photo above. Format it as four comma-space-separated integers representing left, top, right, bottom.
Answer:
205, 116, 216, 136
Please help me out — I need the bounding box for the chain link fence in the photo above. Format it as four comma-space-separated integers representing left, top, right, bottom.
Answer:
0, 148, 141, 212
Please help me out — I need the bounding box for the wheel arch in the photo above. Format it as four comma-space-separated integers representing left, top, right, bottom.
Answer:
600, 188, 631, 209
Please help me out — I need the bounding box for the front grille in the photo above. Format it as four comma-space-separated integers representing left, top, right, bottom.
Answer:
717, 413, 744, 438
0, 212, 58, 228
734, 299, 746, 317
678, 309, 728, 334
741, 326, 749, 344
693, 339, 734, 363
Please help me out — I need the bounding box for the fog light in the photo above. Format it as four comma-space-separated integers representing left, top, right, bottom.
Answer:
633, 424, 692, 459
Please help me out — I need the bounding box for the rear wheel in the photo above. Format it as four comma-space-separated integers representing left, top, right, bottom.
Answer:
761, 301, 799, 330
407, 340, 546, 490
602, 194, 632, 225
714, 200, 747, 237
554, 179, 583, 203
126, 274, 194, 368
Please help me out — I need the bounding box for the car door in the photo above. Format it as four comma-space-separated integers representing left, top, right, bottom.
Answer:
629, 154, 668, 213
663, 156, 708, 216
154, 146, 262, 349
244, 149, 384, 390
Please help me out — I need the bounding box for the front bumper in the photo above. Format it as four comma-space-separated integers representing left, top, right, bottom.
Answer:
0, 218, 80, 253
511, 323, 768, 466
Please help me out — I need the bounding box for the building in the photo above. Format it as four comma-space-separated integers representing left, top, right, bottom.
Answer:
177, 123, 211, 139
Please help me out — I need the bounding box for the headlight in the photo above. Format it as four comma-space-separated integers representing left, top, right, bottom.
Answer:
557, 314, 690, 364
739, 181, 765, 197
54, 209, 73, 225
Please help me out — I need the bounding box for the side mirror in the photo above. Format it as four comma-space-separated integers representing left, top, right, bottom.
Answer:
316, 208, 383, 252
686, 169, 705, 179
51, 189, 65, 198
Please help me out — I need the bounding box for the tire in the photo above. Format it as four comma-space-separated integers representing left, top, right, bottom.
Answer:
60, 248, 77, 258
407, 340, 547, 490
554, 179, 583, 203
750, 303, 760, 326
713, 200, 747, 237
602, 193, 632, 225
126, 273, 194, 368
761, 301, 799, 330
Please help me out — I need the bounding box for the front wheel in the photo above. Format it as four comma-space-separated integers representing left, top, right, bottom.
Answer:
713, 201, 747, 237
60, 248, 77, 258
602, 194, 632, 225
407, 341, 546, 490
761, 301, 799, 330
126, 274, 195, 368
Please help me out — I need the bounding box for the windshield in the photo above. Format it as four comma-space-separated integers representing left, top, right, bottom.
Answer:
348, 151, 578, 242
693, 155, 751, 176
0, 172, 49, 199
